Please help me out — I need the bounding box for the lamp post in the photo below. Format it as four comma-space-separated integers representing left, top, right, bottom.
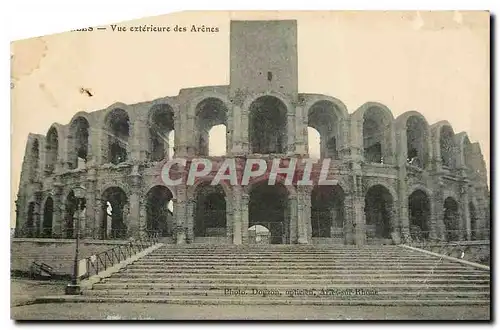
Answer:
65, 185, 86, 295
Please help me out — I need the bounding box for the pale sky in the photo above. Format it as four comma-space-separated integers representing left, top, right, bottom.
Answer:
11, 11, 490, 226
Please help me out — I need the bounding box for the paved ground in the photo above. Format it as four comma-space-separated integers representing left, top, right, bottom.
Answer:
11, 303, 490, 320
11, 278, 66, 307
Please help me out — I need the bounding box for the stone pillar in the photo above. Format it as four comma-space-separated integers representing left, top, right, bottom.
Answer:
287, 112, 296, 156
432, 179, 446, 240
343, 194, 355, 245
241, 108, 250, 154
127, 165, 142, 239
230, 105, 243, 156
352, 174, 366, 245
295, 105, 307, 156
85, 167, 97, 238
241, 193, 249, 244
460, 184, 471, 241
225, 196, 233, 244
174, 186, 187, 244
186, 198, 195, 243
232, 187, 243, 245
52, 180, 64, 238
186, 114, 197, 157
131, 118, 148, 162
296, 187, 310, 244
396, 129, 410, 239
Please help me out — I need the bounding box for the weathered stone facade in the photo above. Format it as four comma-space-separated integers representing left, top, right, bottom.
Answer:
15, 20, 490, 245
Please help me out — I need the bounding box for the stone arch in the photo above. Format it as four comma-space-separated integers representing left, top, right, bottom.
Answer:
193, 96, 229, 156
443, 196, 460, 241
243, 175, 297, 197
302, 94, 349, 120
248, 181, 291, 244
102, 105, 131, 165
311, 185, 345, 238
99, 186, 129, 239
408, 189, 431, 240
431, 121, 457, 169
145, 185, 175, 237
45, 125, 60, 174
456, 132, 473, 170
364, 184, 395, 240
42, 195, 54, 237
396, 111, 431, 168
187, 178, 232, 201
68, 116, 90, 169
147, 103, 175, 162
29, 137, 40, 180
353, 102, 395, 164
246, 93, 291, 154
193, 182, 228, 239
307, 100, 345, 159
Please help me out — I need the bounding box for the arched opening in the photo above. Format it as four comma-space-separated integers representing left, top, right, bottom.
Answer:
365, 185, 394, 240
440, 126, 456, 168
443, 197, 460, 241
68, 117, 90, 169
30, 139, 40, 180
195, 98, 228, 156
100, 187, 128, 239
363, 107, 391, 164
26, 202, 36, 238
148, 104, 174, 162
469, 202, 478, 240
42, 197, 54, 237
208, 124, 227, 156
463, 136, 474, 170
45, 127, 59, 174
104, 108, 130, 165
249, 182, 289, 244
194, 183, 227, 240
248, 224, 271, 244
64, 191, 86, 239
145, 185, 174, 237
308, 101, 341, 159
406, 116, 429, 168
249, 96, 287, 154
307, 127, 321, 159
311, 185, 345, 239
408, 190, 431, 240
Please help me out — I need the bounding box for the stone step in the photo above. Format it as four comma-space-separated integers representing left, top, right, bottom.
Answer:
94, 278, 490, 288
117, 268, 488, 275
52, 295, 490, 306
84, 289, 490, 299
108, 273, 490, 281
141, 257, 443, 262
125, 264, 480, 271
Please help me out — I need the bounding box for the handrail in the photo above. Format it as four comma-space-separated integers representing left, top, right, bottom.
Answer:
82, 231, 160, 279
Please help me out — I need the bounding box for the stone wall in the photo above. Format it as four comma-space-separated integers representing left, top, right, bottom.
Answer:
11, 238, 129, 276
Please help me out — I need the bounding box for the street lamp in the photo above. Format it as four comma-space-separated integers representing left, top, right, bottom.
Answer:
65, 185, 86, 295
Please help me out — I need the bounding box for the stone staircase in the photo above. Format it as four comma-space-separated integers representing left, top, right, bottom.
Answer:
82, 245, 490, 305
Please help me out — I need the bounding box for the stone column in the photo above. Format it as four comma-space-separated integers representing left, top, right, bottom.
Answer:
395, 130, 410, 239
230, 105, 243, 156
174, 186, 187, 244
287, 112, 296, 156
232, 187, 243, 245
225, 196, 233, 244
352, 174, 366, 246
460, 184, 471, 240
85, 167, 97, 238
52, 179, 64, 238
295, 105, 307, 156
127, 165, 142, 239
296, 186, 310, 244
241, 108, 250, 154
186, 199, 195, 243
241, 193, 249, 244
343, 194, 355, 245
432, 179, 445, 240
186, 114, 197, 157
130, 118, 148, 162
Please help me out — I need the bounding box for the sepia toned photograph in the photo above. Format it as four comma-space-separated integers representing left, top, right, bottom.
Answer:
10, 10, 490, 320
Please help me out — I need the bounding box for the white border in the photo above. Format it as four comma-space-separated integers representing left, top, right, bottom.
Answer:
3, 0, 497, 327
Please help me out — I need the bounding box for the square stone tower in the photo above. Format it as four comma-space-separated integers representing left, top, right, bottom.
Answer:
229, 20, 298, 97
